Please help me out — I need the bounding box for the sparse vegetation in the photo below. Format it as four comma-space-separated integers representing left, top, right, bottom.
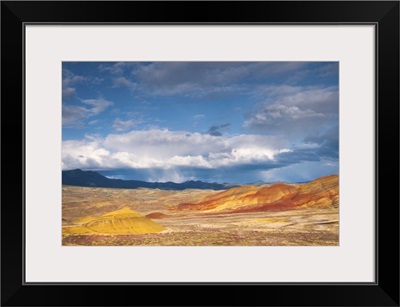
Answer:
62, 176, 339, 246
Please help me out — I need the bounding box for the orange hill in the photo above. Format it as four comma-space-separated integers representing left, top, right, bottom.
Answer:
173, 175, 338, 213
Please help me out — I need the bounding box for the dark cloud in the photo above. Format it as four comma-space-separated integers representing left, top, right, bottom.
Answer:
207, 123, 231, 136
130, 62, 309, 97
62, 105, 90, 125
133, 62, 307, 86
316, 62, 339, 77
62, 98, 113, 126
274, 127, 339, 165
304, 127, 339, 159
275, 148, 320, 164
244, 85, 338, 139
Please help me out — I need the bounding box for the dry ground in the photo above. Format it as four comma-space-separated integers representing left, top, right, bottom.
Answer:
62, 185, 339, 246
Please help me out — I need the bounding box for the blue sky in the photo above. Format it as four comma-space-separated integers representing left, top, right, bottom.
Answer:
62, 62, 338, 183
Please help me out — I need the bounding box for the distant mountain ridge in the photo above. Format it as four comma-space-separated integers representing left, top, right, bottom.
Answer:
62, 169, 233, 190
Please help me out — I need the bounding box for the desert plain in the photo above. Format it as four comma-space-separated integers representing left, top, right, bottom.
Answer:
62, 175, 338, 246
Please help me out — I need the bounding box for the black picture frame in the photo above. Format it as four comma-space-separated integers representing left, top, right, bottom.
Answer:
1, 1, 399, 306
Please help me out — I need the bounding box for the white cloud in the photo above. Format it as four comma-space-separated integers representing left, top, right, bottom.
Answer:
193, 114, 205, 120
81, 98, 113, 114
62, 87, 76, 98
92, 77, 104, 85
62, 129, 288, 171
193, 114, 205, 127
112, 77, 137, 90
98, 62, 127, 75
62, 70, 85, 98
112, 118, 137, 131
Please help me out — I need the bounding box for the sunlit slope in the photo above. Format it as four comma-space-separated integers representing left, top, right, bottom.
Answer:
174, 175, 338, 213
175, 184, 296, 212
292, 174, 339, 209
63, 206, 166, 235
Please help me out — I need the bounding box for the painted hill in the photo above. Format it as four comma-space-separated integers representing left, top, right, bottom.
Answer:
145, 212, 169, 219
174, 175, 338, 213
62, 169, 231, 190
62, 206, 166, 235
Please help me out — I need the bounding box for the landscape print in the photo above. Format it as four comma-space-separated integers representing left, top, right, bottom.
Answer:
62, 62, 339, 246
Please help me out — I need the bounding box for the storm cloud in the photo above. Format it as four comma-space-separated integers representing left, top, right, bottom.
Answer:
206, 123, 231, 136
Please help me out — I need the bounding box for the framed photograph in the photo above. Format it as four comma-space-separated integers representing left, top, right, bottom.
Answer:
2, 1, 399, 306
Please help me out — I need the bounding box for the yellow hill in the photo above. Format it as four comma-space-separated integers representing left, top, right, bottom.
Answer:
63, 206, 166, 235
